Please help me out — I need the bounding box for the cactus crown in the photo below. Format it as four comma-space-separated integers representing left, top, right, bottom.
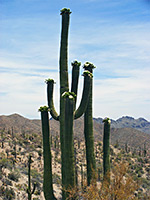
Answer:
83, 62, 96, 70
38, 106, 50, 112
71, 60, 81, 68
103, 117, 111, 124
62, 91, 76, 99
45, 79, 55, 84
60, 8, 72, 15
82, 70, 93, 78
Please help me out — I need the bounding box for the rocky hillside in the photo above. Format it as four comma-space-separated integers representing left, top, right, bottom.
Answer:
94, 116, 150, 134
0, 113, 150, 153
0, 113, 150, 199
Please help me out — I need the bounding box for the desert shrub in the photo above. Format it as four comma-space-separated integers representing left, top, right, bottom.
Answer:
0, 157, 13, 170
137, 157, 144, 163
137, 171, 142, 177
0, 186, 15, 200
3, 178, 12, 186
53, 173, 61, 184
0, 157, 8, 168
8, 170, 20, 182
110, 147, 114, 156
30, 169, 42, 183
66, 162, 140, 200
37, 150, 42, 157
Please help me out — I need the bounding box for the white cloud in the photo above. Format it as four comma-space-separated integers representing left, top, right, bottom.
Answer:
93, 68, 150, 120
1, 0, 150, 120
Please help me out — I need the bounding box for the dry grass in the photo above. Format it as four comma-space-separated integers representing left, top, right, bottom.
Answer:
66, 162, 140, 200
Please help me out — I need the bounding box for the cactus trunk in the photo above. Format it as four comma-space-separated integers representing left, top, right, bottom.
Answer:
83, 63, 96, 186
103, 118, 111, 183
40, 108, 56, 200
63, 94, 75, 198
59, 10, 70, 195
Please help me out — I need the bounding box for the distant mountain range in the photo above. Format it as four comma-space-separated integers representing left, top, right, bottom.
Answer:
94, 116, 150, 134
0, 113, 150, 151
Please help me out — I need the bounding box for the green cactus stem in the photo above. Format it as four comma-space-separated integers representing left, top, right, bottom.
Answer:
1, 128, 5, 149
46, 79, 59, 121
27, 155, 36, 200
83, 62, 96, 186
59, 10, 71, 195
63, 93, 75, 195
144, 142, 147, 157
125, 142, 128, 153
74, 148, 78, 187
39, 106, 56, 200
59, 8, 71, 95
74, 71, 93, 119
103, 117, 111, 183
71, 60, 81, 106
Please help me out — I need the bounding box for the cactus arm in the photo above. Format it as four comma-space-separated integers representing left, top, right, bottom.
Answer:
103, 117, 111, 183
39, 106, 56, 200
31, 182, 36, 195
74, 71, 93, 119
71, 60, 81, 106
46, 79, 59, 121
83, 62, 96, 186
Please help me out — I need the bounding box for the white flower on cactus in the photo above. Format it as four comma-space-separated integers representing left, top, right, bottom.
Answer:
62, 92, 67, 97
69, 95, 73, 99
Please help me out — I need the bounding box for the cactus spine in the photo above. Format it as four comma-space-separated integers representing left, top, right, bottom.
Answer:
27, 155, 36, 200
103, 117, 111, 183
39, 106, 56, 200
83, 62, 96, 186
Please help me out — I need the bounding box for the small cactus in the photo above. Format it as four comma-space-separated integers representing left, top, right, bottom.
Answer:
103, 117, 111, 183
27, 155, 37, 200
144, 142, 147, 157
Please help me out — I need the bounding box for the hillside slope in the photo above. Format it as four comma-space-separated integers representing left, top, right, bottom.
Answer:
94, 116, 150, 134
0, 113, 150, 152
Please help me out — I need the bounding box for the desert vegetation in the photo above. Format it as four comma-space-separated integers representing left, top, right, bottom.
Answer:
0, 126, 150, 199
0, 8, 150, 200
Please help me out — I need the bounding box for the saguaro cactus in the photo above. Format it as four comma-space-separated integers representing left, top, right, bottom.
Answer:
27, 155, 37, 200
39, 106, 56, 200
83, 62, 96, 186
144, 142, 147, 157
103, 117, 111, 183
40, 8, 95, 199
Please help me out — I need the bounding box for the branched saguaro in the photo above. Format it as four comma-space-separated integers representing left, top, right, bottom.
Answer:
39, 8, 95, 200
27, 155, 37, 200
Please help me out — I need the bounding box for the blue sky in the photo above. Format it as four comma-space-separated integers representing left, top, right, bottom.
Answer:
0, 0, 150, 120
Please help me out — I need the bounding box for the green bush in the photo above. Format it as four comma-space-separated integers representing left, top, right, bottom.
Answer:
0, 186, 15, 200
3, 179, 12, 186
8, 171, 20, 182
0, 158, 8, 168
